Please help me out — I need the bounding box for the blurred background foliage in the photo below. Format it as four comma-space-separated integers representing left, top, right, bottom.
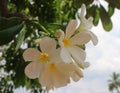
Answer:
0, 0, 120, 93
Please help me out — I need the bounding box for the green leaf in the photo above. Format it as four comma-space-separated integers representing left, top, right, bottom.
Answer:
100, 5, 112, 31
115, 0, 120, 9
93, 6, 100, 26
0, 17, 22, 31
108, 5, 114, 17
86, 5, 100, 26
0, 17, 23, 45
107, 0, 120, 9
15, 26, 26, 52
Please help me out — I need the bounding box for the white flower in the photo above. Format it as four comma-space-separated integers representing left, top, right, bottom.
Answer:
23, 37, 83, 90
76, 4, 98, 45
57, 20, 91, 68
39, 62, 83, 90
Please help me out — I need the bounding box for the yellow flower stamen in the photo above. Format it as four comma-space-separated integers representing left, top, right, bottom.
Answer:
40, 53, 49, 62
62, 38, 71, 47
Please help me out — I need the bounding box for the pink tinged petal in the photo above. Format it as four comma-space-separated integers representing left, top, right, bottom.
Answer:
66, 20, 77, 38
61, 48, 72, 63
25, 62, 45, 79
86, 31, 98, 45
40, 37, 57, 54
69, 46, 86, 61
23, 48, 41, 62
70, 32, 91, 45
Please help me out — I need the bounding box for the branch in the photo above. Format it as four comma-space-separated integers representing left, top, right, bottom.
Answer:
0, 0, 28, 20
0, 0, 9, 17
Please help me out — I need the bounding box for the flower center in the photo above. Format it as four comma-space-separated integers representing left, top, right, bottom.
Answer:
62, 38, 71, 47
40, 53, 49, 62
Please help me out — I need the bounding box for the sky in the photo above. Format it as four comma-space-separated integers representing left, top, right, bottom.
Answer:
14, 1, 120, 93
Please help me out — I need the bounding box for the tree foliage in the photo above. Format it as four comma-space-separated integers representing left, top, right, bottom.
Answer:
108, 72, 120, 93
0, 0, 120, 93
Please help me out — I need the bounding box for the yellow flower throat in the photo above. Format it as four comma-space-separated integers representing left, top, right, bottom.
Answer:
62, 38, 71, 47
40, 53, 49, 62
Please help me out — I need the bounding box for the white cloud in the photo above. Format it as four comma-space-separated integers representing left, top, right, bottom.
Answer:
86, 30, 120, 72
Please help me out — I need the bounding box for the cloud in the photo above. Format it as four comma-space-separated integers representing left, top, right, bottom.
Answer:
49, 78, 109, 93
86, 17, 120, 73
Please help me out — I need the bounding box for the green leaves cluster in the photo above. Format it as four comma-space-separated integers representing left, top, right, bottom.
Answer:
108, 72, 120, 93
86, 3, 115, 31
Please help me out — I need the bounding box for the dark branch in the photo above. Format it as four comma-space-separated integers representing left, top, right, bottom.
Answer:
0, 0, 9, 17
0, 0, 28, 20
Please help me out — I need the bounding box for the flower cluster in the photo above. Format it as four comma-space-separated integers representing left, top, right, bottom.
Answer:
23, 4, 98, 91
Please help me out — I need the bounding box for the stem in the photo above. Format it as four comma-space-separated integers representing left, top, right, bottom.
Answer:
0, 0, 9, 17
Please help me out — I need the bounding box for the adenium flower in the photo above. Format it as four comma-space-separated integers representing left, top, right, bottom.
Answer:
76, 4, 98, 45
57, 20, 91, 68
23, 37, 83, 90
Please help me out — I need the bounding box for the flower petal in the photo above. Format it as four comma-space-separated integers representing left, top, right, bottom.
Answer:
55, 29, 64, 38
40, 37, 63, 63
77, 4, 93, 31
39, 63, 69, 89
70, 32, 91, 45
79, 4, 86, 18
23, 48, 41, 62
25, 62, 45, 79
56, 62, 75, 76
82, 62, 90, 68
50, 48, 63, 62
52, 71, 69, 88
39, 69, 53, 90
68, 46, 89, 69
40, 37, 57, 54
86, 17, 93, 29
85, 31, 98, 45
59, 34, 65, 47
71, 67, 83, 82
68, 46, 86, 61
61, 48, 72, 63
57, 62, 83, 82
66, 20, 77, 38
